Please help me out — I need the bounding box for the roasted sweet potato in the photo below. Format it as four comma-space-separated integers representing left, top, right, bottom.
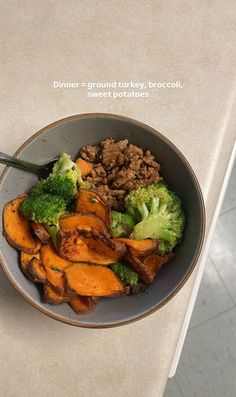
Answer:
125, 252, 174, 284
59, 212, 109, 236
31, 222, 50, 244
113, 238, 158, 256
3, 195, 41, 254
41, 242, 72, 271
76, 189, 111, 228
28, 257, 46, 284
44, 268, 65, 294
20, 251, 40, 279
58, 232, 117, 264
125, 253, 155, 284
143, 253, 174, 275
44, 283, 69, 305
79, 229, 126, 260
57, 228, 126, 264
69, 295, 98, 314
41, 242, 72, 293
65, 263, 124, 296
76, 158, 93, 176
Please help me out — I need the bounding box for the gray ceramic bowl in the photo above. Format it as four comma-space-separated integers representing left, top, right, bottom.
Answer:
0, 113, 205, 328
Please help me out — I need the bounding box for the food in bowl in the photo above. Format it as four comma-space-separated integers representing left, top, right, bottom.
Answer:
3, 138, 185, 314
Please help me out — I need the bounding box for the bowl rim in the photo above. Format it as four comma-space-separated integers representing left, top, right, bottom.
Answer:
0, 112, 206, 328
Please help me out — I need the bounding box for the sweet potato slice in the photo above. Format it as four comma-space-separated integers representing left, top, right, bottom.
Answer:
69, 295, 98, 314
76, 158, 93, 176
65, 263, 124, 296
113, 238, 158, 256
44, 283, 69, 305
76, 189, 111, 228
125, 253, 155, 284
57, 229, 126, 264
3, 195, 41, 254
20, 251, 40, 279
78, 229, 126, 261
28, 257, 46, 284
125, 252, 174, 284
44, 268, 65, 294
57, 232, 117, 264
41, 242, 72, 293
143, 253, 174, 277
41, 242, 72, 271
31, 222, 50, 244
59, 212, 109, 236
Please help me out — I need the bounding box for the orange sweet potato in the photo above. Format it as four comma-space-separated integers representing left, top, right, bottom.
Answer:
31, 222, 50, 244
125, 252, 174, 284
76, 158, 93, 176
79, 229, 126, 260
65, 263, 124, 296
125, 253, 154, 284
143, 253, 174, 276
58, 233, 118, 265
41, 242, 72, 293
113, 238, 158, 256
76, 189, 111, 228
20, 251, 40, 279
57, 228, 126, 264
69, 295, 98, 314
44, 268, 65, 294
3, 195, 41, 254
28, 257, 46, 284
44, 283, 69, 305
59, 212, 109, 237
41, 242, 72, 271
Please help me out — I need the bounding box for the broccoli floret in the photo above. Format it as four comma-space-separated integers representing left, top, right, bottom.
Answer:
125, 182, 179, 222
156, 239, 175, 256
51, 153, 92, 189
125, 182, 185, 254
30, 179, 48, 196
110, 211, 135, 238
20, 194, 66, 225
20, 153, 93, 246
20, 153, 84, 230
111, 262, 139, 286
46, 174, 77, 205
29, 174, 76, 205
130, 196, 185, 253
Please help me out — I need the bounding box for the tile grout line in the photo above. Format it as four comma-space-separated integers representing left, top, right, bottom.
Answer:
188, 305, 236, 332
209, 254, 236, 306
188, 305, 235, 331
220, 204, 236, 217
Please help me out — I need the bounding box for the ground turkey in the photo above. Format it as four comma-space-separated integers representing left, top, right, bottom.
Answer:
79, 138, 162, 210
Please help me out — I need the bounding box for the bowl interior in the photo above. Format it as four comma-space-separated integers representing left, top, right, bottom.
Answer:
0, 114, 205, 327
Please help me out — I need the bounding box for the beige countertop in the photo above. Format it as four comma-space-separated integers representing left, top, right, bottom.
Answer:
0, 1, 236, 396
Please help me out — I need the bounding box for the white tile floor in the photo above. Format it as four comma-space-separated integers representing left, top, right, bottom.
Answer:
164, 159, 236, 397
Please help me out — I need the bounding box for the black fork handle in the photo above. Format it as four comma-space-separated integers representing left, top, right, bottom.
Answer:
0, 152, 41, 175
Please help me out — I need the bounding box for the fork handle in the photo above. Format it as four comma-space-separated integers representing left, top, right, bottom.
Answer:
0, 152, 41, 175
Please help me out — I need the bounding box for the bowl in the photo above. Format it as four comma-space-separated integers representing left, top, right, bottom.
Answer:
0, 113, 205, 328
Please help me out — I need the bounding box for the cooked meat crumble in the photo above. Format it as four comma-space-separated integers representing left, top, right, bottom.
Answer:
80, 138, 162, 209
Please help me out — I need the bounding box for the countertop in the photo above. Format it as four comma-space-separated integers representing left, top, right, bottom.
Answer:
0, 1, 236, 396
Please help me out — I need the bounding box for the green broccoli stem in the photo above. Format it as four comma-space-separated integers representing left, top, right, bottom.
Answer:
44, 224, 59, 247
131, 215, 175, 240
132, 197, 178, 241
137, 202, 150, 220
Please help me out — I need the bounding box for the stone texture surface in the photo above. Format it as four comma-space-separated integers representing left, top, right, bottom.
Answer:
0, 1, 236, 396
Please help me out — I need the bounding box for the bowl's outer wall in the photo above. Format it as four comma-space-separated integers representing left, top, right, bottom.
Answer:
0, 115, 204, 327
